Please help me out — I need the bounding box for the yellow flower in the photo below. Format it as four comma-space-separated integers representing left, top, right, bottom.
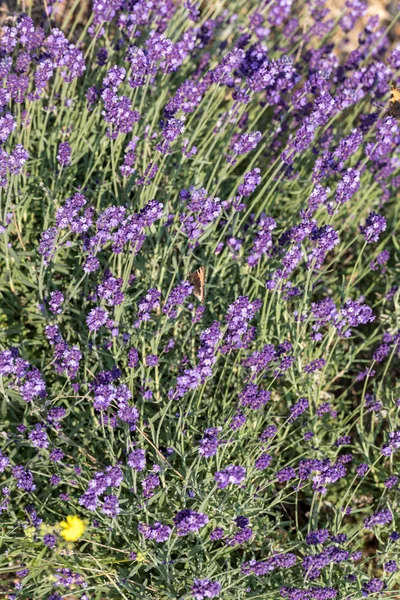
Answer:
59, 515, 86, 542
135, 552, 146, 563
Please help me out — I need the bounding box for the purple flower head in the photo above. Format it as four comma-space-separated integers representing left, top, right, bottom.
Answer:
191, 579, 221, 600
48, 291, 64, 315
238, 168, 261, 197
362, 578, 384, 595
139, 521, 171, 543
102, 494, 120, 517
127, 449, 145, 471
228, 131, 262, 164
142, 474, 160, 499
220, 296, 262, 354
127, 347, 139, 368
145, 354, 158, 367
44, 534, 56, 548
356, 463, 369, 477
384, 560, 397, 573
364, 508, 392, 529
198, 427, 221, 458
173, 509, 208, 536
360, 211, 387, 243
163, 281, 193, 318
135, 288, 161, 327
338, 299, 375, 333
214, 464, 246, 489
289, 397, 309, 422
38, 227, 58, 264
0, 451, 10, 473
46, 28, 85, 83
57, 142, 71, 167
101, 88, 141, 139
370, 249, 390, 272
384, 476, 398, 489
306, 529, 330, 545
304, 358, 326, 373
49, 448, 64, 462
247, 214, 276, 267
255, 453, 272, 471
56, 192, 87, 230
210, 527, 224, 541
86, 307, 108, 332
12, 466, 36, 491
276, 467, 296, 483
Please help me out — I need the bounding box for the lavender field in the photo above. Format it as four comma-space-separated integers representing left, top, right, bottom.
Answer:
0, 0, 400, 598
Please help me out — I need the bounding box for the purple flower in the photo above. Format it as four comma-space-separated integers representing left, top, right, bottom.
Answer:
227, 527, 253, 546
366, 117, 399, 161
243, 552, 297, 576
214, 464, 246, 489
230, 410, 246, 431
289, 398, 309, 422
127, 449, 146, 471
135, 288, 161, 327
49, 449, 64, 463
384, 560, 397, 573
255, 453, 272, 471
239, 384, 270, 410
0, 113, 16, 143
384, 476, 398, 489
220, 296, 262, 354
57, 142, 71, 167
370, 249, 390, 272
335, 435, 351, 447
38, 227, 58, 264
48, 291, 64, 315
360, 211, 387, 243
364, 508, 392, 529
145, 354, 158, 367
163, 281, 193, 318
101, 88, 140, 139
139, 521, 171, 542
198, 427, 221, 458
304, 358, 326, 373
173, 509, 208, 536
247, 214, 277, 267
127, 347, 139, 367
12, 466, 36, 491
8, 144, 29, 175
339, 299, 375, 333
228, 131, 261, 164
335, 168, 360, 206
238, 168, 261, 196
29, 424, 49, 449
276, 467, 296, 483
102, 494, 120, 517
357, 463, 369, 477
86, 307, 108, 332
46, 29, 85, 82
44, 534, 57, 548
361, 578, 384, 595
98, 271, 124, 306
191, 579, 221, 599
0, 451, 10, 472
260, 425, 278, 441
142, 474, 160, 499
181, 187, 221, 245
306, 529, 330, 545
210, 527, 224, 541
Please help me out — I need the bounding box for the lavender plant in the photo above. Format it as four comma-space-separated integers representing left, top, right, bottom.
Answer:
0, 0, 400, 598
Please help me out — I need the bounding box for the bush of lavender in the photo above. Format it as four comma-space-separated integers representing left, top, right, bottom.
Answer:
0, 0, 400, 598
